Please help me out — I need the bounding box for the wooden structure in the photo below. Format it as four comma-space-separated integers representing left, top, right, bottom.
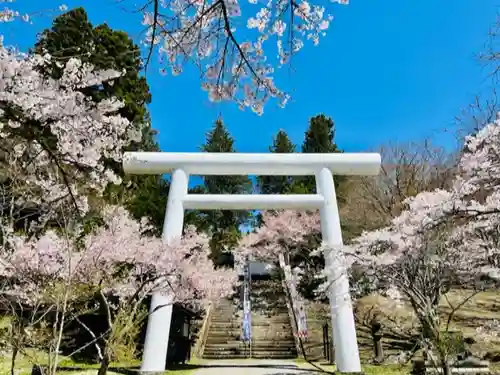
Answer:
166, 303, 200, 366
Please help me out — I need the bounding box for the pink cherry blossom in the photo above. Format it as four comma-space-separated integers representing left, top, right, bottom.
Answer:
0, 205, 238, 308
235, 209, 320, 264
337, 115, 500, 302
140, 0, 346, 113
0, 42, 141, 225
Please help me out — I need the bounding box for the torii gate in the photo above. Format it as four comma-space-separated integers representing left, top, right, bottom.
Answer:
123, 151, 381, 374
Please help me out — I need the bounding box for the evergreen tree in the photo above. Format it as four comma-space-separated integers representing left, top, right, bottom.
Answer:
257, 129, 296, 194
292, 114, 351, 298
298, 114, 345, 195
32, 7, 165, 232
198, 118, 253, 267
33, 7, 155, 151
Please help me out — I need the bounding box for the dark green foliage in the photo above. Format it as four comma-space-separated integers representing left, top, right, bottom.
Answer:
298, 114, 345, 196
195, 118, 253, 267
31, 7, 167, 232
257, 129, 297, 194
33, 7, 153, 147
295, 114, 349, 300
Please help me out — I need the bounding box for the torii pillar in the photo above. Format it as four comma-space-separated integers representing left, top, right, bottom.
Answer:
123, 151, 381, 373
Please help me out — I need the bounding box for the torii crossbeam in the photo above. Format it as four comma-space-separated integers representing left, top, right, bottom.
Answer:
123, 151, 381, 374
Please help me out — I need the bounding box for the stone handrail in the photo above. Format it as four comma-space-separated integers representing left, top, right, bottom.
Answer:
281, 275, 303, 357
279, 253, 304, 358
193, 303, 213, 358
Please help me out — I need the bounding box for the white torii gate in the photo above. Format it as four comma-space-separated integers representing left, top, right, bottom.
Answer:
123, 151, 381, 374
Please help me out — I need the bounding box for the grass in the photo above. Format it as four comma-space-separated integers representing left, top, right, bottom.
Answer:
295, 358, 409, 374
296, 359, 500, 374
0, 349, 200, 375
1, 288, 499, 374
304, 289, 500, 361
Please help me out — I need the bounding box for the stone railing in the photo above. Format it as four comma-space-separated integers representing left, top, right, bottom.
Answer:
279, 253, 306, 358
281, 274, 303, 357
193, 303, 213, 358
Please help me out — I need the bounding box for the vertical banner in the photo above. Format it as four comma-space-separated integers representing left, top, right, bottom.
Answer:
241, 260, 251, 343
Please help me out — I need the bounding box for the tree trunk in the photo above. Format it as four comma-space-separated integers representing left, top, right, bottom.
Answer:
371, 318, 384, 364
373, 335, 384, 363
96, 290, 113, 375
10, 345, 18, 375
97, 354, 110, 375
442, 362, 452, 375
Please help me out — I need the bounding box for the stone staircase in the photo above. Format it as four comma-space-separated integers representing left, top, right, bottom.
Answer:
250, 279, 297, 359
201, 278, 297, 359
202, 298, 249, 359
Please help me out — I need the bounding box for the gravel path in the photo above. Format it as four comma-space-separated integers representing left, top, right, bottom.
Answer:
190, 359, 315, 375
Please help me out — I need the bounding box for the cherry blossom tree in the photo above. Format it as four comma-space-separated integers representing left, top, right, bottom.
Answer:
0, 35, 145, 241
0, 1, 68, 24
0, 205, 237, 375
3, 0, 350, 114
236, 209, 320, 264
136, 0, 349, 114
236, 209, 320, 336
325, 116, 500, 371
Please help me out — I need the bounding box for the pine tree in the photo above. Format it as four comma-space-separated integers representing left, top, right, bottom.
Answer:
294, 114, 350, 299
257, 129, 297, 194
298, 114, 345, 195
198, 118, 253, 267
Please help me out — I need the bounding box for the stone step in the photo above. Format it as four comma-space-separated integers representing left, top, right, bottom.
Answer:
202, 348, 248, 353
211, 313, 237, 317
251, 306, 288, 311
204, 341, 248, 347
204, 345, 247, 351
211, 316, 238, 319
206, 332, 241, 343
252, 308, 288, 312
208, 322, 241, 328
205, 333, 242, 339
205, 337, 242, 344
202, 353, 248, 359
251, 323, 292, 328
205, 330, 241, 336
251, 322, 292, 327
249, 348, 297, 353
251, 336, 295, 341
250, 316, 290, 321
251, 343, 297, 349
202, 351, 296, 359
206, 329, 241, 334
205, 328, 241, 333
251, 313, 290, 318
212, 311, 237, 315
208, 324, 241, 328
202, 352, 248, 357
252, 328, 293, 333
250, 352, 297, 359
210, 318, 241, 323
210, 316, 290, 322
204, 340, 296, 348
252, 336, 295, 340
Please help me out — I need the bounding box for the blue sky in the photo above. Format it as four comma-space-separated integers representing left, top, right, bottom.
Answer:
3, 0, 498, 159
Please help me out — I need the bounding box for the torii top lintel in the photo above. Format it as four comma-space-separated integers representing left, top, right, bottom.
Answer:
123, 152, 381, 176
